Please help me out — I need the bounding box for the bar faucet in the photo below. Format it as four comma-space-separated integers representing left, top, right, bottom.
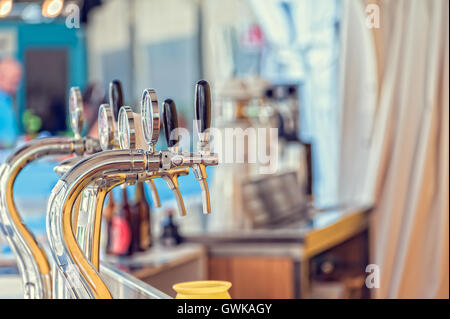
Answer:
100, 81, 162, 208
46, 80, 218, 299
115, 99, 189, 217
64, 89, 187, 276
0, 87, 101, 299
160, 80, 216, 215
141, 90, 188, 216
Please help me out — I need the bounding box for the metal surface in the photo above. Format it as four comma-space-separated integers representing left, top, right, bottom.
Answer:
141, 89, 160, 152
0, 137, 85, 299
118, 106, 136, 150
98, 104, 116, 151
0, 85, 101, 299
100, 262, 171, 299
46, 81, 219, 299
47, 150, 149, 298
69, 88, 85, 140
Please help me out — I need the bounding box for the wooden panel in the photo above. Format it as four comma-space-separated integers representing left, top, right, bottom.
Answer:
208, 257, 294, 299
304, 210, 369, 257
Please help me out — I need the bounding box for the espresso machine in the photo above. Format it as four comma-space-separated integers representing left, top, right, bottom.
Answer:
209, 77, 313, 230
46, 80, 218, 299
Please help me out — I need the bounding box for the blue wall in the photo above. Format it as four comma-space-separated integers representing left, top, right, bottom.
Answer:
0, 20, 87, 132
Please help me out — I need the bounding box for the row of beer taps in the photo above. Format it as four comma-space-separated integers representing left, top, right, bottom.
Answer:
0, 79, 218, 299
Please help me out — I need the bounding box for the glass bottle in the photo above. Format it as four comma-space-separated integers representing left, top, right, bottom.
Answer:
110, 185, 133, 256
134, 182, 152, 251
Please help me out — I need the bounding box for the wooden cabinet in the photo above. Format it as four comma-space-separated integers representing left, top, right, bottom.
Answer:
208, 257, 295, 299
206, 230, 369, 299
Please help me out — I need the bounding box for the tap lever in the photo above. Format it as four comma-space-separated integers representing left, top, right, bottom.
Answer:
195, 80, 212, 153
109, 80, 124, 120
195, 80, 212, 135
162, 174, 187, 217
162, 99, 180, 152
146, 179, 161, 208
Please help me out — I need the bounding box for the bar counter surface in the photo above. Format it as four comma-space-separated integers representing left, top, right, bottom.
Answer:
184, 204, 373, 299
106, 204, 372, 299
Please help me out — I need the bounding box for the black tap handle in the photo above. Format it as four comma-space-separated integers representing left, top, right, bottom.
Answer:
194, 80, 212, 134
163, 99, 179, 148
109, 80, 124, 120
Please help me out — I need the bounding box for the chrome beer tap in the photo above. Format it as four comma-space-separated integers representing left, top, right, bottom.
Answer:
46, 81, 218, 299
193, 80, 213, 214
100, 81, 161, 207
115, 94, 189, 216
160, 80, 217, 215
62, 88, 185, 276
0, 87, 101, 299
139, 90, 188, 216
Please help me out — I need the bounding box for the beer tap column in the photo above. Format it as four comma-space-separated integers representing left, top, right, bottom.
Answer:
47, 149, 153, 299
0, 87, 101, 299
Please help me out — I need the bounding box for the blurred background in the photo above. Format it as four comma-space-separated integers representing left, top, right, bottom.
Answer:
0, 0, 448, 299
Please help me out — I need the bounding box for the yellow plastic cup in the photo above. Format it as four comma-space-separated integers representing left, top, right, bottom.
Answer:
173, 281, 232, 299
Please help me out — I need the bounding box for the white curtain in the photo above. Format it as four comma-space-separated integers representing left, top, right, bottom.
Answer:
339, 0, 449, 298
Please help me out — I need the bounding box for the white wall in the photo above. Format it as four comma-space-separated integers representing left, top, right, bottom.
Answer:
86, 0, 199, 102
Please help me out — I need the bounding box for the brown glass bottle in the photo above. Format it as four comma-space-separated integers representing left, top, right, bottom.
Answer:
134, 182, 152, 251
110, 185, 133, 256
103, 192, 116, 255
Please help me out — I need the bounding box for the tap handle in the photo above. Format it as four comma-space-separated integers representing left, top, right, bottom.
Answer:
162, 99, 179, 149
109, 80, 124, 120
194, 80, 212, 138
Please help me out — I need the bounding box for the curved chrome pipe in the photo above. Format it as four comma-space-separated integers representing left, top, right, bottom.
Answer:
53, 159, 189, 278
0, 137, 94, 299
86, 166, 190, 270
47, 149, 154, 299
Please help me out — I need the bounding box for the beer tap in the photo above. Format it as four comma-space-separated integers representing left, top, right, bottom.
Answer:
193, 80, 213, 214
100, 81, 161, 209
46, 81, 218, 299
140, 90, 188, 216
115, 93, 189, 216
64, 89, 184, 275
160, 81, 217, 215
161, 99, 187, 216
0, 87, 101, 299
103, 81, 161, 207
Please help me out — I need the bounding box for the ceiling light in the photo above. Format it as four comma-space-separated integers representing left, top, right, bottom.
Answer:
42, 0, 64, 18
0, 0, 13, 18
